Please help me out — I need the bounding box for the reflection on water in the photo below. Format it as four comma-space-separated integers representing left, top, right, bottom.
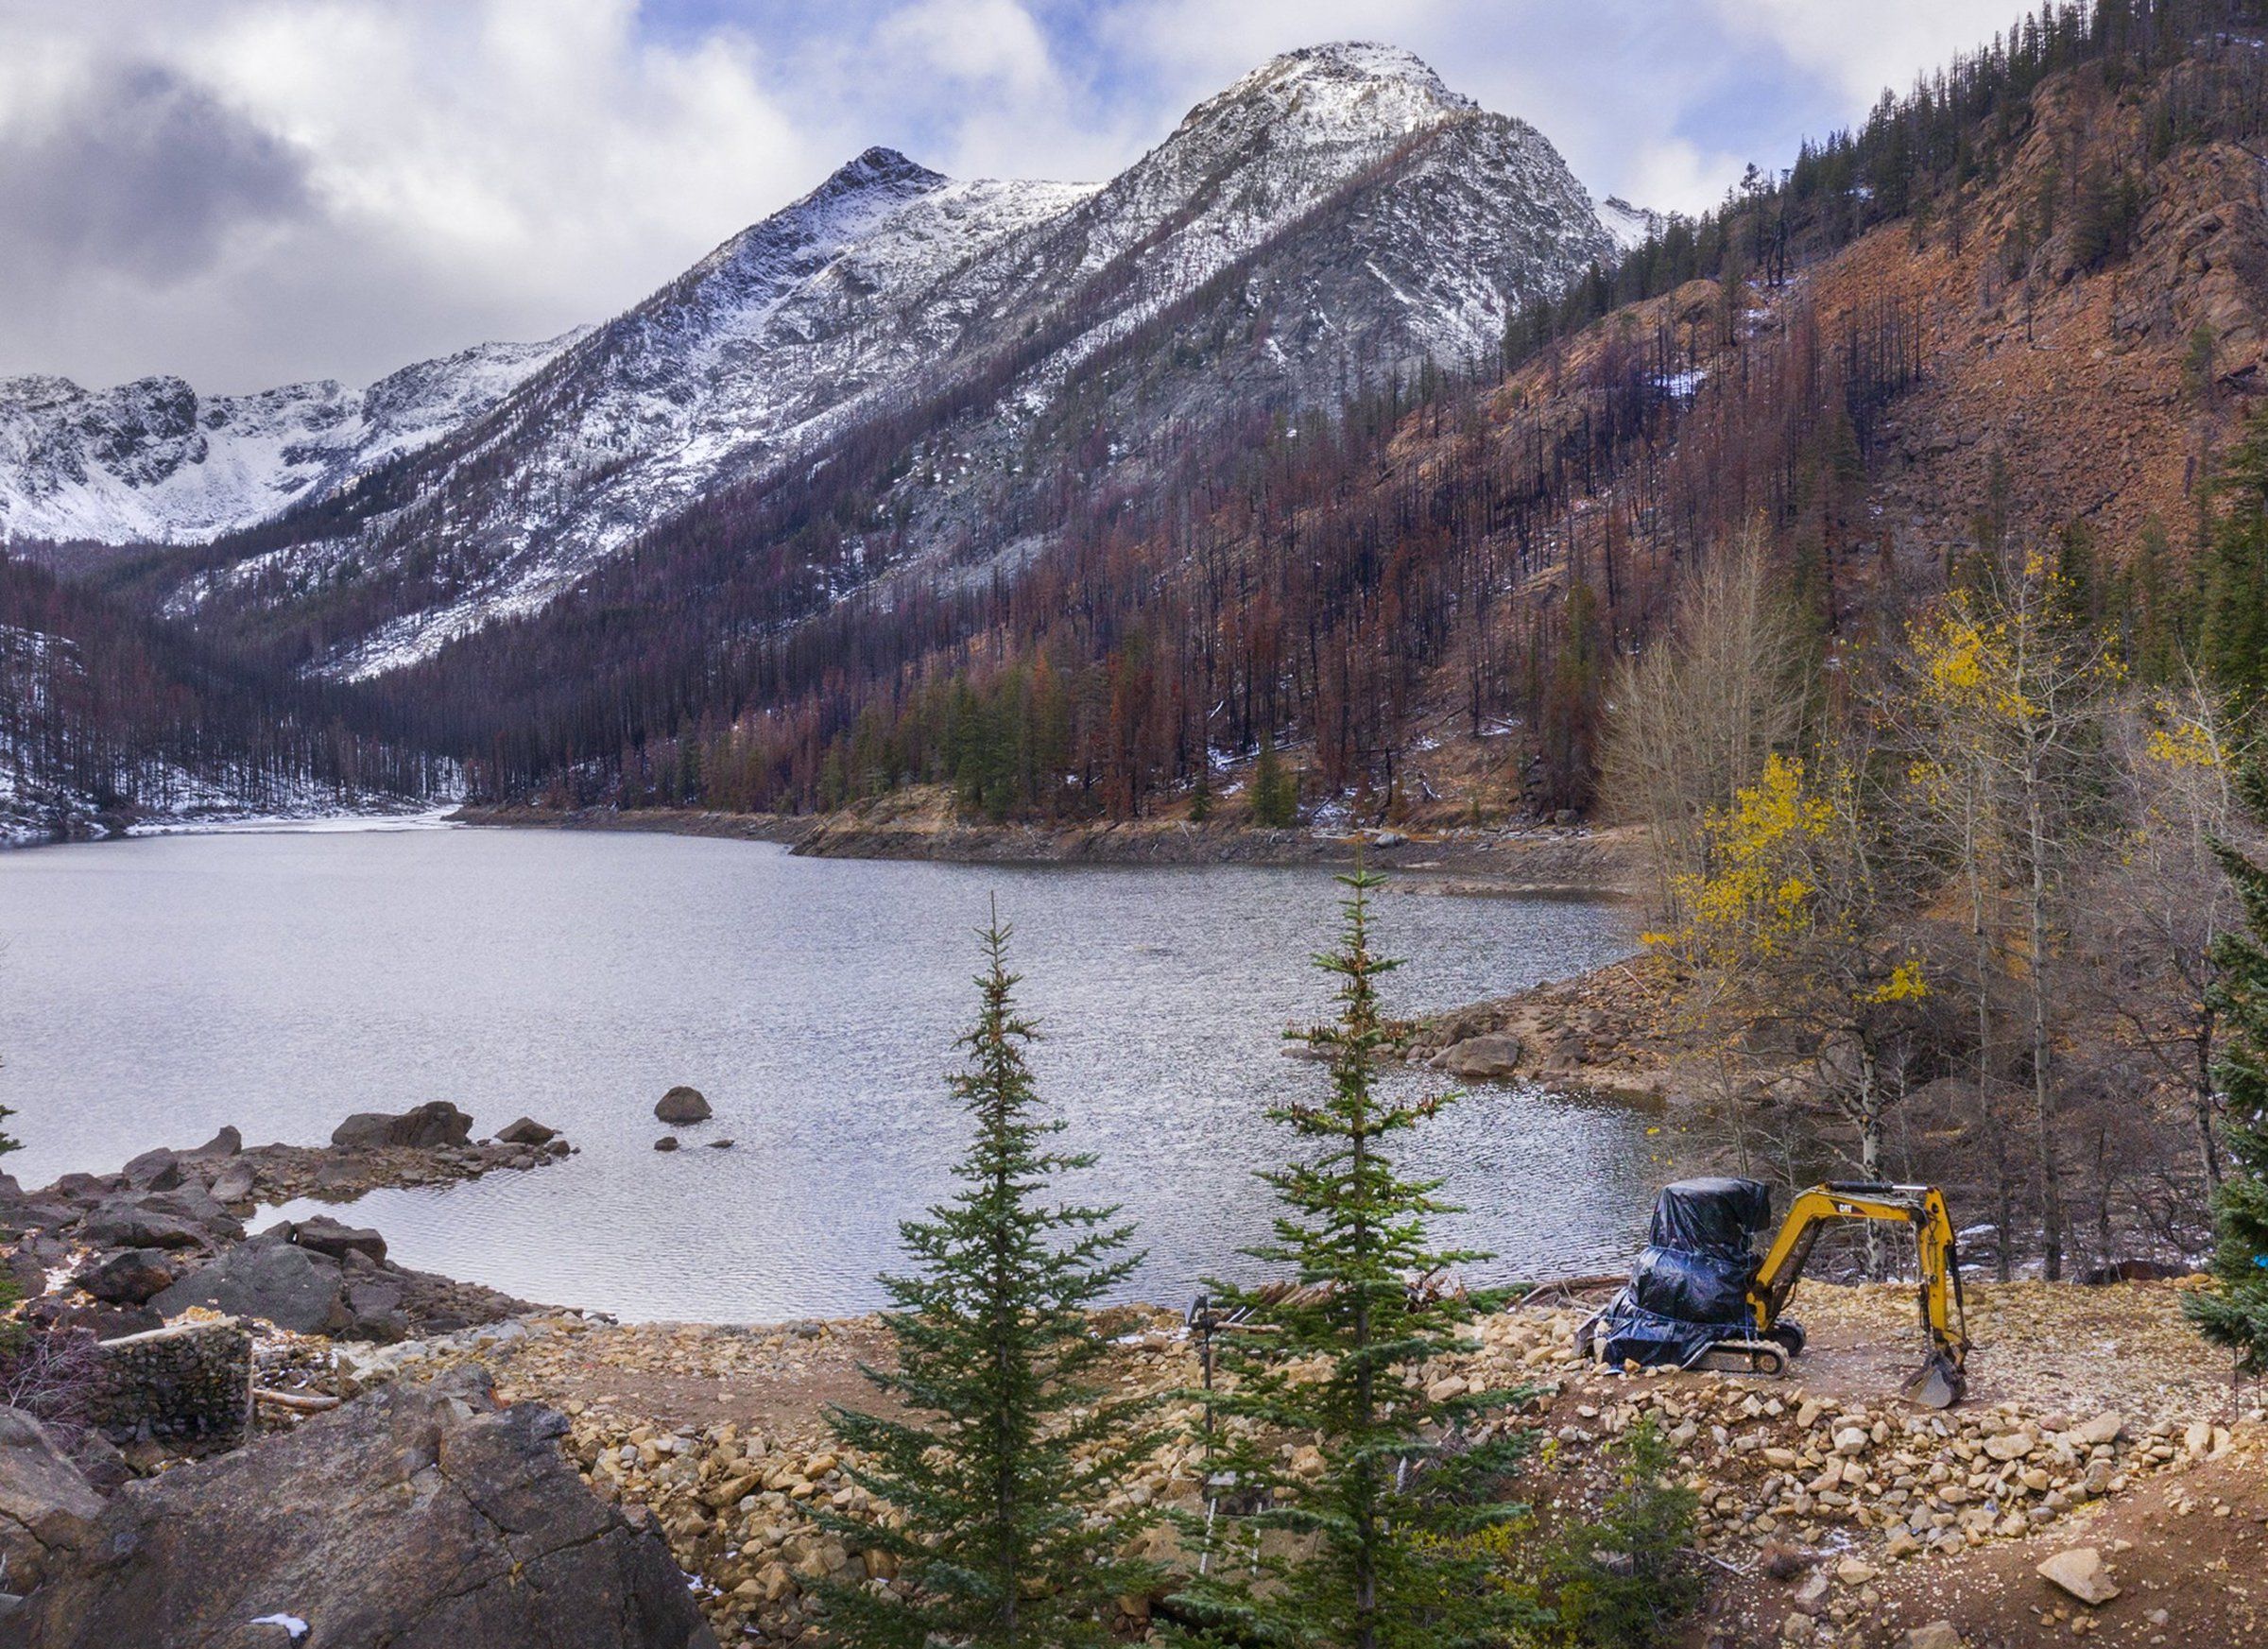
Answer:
0, 827, 1658, 1321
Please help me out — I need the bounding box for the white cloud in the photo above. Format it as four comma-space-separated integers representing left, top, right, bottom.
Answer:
0, 0, 2063, 393
0, 0, 834, 391
1710, 0, 2018, 103
876, 0, 1058, 94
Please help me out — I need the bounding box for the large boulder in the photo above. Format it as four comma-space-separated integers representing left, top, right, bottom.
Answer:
139, 1184, 245, 1243
494, 1116, 559, 1146
207, 1159, 257, 1204
74, 1199, 209, 1251
0, 1406, 105, 1593
148, 1233, 410, 1342
287, 1215, 387, 1265
118, 1147, 185, 1194
18, 1377, 718, 1649
148, 1238, 351, 1337
654, 1086, 712, 1125
330, 1102, 473, 1151
1434, 1032, 1525, 1081
76, 1248, 180, 1307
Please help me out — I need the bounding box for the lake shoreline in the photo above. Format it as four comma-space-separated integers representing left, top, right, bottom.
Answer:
451, 801, 1643, 896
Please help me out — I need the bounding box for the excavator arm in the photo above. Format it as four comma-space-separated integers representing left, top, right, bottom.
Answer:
1747, 1182, 1970, 1408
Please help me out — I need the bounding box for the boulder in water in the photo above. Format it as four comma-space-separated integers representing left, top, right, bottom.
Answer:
330, 1102, 473, 1151
654, 1086, 712, 1125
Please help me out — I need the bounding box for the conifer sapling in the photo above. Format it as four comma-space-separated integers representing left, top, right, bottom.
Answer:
820, 912, 1160, 1647
1170, 868, 1541, 1648
2187, 759, 2268, 1373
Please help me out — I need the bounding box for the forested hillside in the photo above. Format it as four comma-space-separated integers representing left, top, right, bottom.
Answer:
348, 1, 2268, 829
0, 553, 443, 840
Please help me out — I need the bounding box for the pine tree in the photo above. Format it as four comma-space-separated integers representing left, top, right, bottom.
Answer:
2203, 409, 2268, 705
1171, 870, 1540, 1649
1251, 737, 1297, 828
821, 917, 1160, 1647
1190, 748, 1214, 823
2186, 759, 2268, 1374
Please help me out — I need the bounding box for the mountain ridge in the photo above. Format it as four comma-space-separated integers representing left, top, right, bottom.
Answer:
12, 41, 1638, 683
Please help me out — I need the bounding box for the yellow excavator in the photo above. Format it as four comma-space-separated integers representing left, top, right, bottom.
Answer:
1586, 1177, 1972, 1408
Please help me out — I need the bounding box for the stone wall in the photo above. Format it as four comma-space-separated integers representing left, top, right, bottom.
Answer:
90, 1318, 251, 1449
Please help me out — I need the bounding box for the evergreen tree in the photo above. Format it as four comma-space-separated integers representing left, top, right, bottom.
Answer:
2186, 759, 2268, 1373
821, 917, 1160, 1647
1189, 750, 1214, 823
2203, 409, 2268, 704
1171, 870, 1540, 1649
1251, 737, 1298, 828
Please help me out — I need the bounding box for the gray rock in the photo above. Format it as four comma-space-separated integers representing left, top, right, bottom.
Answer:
182, 1125, 242, 1161
289, 1216, 388, 1265
44, 1176, 118, 1209
139, 1184, 245, 1242
118, 1147, 184, 1194
0, 1406, 105, 1593
330, 1102, 473, 1151
654, 1086, 712, 1125
76, 1248, 180, 1307
653, 1136, 680, 1152
494, 1116, 559, 1146
149, 1239, 355, 1337
17, 1378, 717, 1649
207, 1160, 257, 1204
2037, 1546, 2120, 1606
75, 1200, 209, 1251
1434, 1032, 1525, 1081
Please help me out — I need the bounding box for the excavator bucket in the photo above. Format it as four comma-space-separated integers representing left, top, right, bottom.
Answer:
1901, 1350, 1965, 1411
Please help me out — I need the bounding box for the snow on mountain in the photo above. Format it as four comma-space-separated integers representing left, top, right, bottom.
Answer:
318, 150, 1105, 678
0, 333, 585, 547
1597, 195, 1666, 253
55, 41, 1625, 681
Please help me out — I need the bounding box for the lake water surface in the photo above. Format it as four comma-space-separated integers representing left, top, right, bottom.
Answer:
0, 825, 1660, 1321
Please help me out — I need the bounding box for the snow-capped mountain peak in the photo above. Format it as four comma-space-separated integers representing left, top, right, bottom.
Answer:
1196, 42, 1476, 136
9, 40, 1635, 687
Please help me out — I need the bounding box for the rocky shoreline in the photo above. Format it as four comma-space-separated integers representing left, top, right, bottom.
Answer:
2, 1108, 2263, 1645
1, 1101, 568, 1347
451, 799, 1643, 891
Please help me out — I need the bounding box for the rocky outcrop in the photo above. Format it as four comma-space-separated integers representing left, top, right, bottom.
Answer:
146, 1224, 529, 1344
0, 1407, 104, 1594
17, 1374, 718, 1649
329, 1101, 473, 1151
1, 1111, 570, 1348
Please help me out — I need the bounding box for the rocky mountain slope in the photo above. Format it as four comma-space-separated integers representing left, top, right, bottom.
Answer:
0, 333, 584, 547
64, 43, 1623, 679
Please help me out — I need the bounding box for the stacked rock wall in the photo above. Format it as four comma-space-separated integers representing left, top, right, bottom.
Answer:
89, 1318, 251, 1449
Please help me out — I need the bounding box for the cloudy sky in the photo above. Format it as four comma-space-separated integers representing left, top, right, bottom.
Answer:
0, 0, 2019, 393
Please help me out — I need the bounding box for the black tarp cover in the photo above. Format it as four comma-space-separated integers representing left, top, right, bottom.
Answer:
1646, 1177, 1775, 1256
1627, 1244, 1753, 1325
1592, 1177, 1776, 1370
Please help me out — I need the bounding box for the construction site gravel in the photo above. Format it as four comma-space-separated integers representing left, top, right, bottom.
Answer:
225, 1275, 2264, 1648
